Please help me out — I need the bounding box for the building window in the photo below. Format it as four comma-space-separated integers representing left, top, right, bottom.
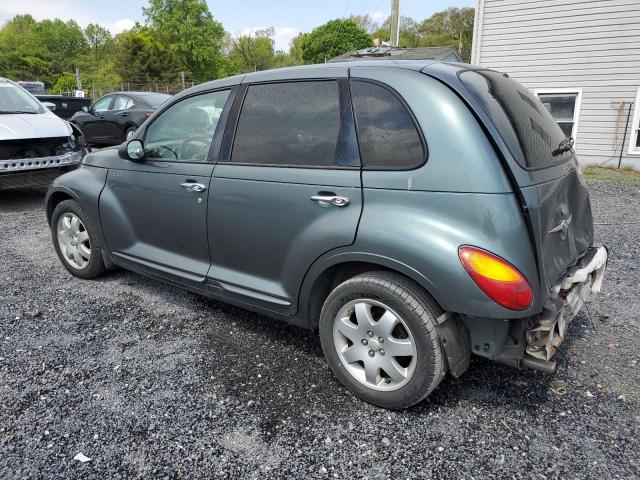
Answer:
534, 89, 582, 141
629, 87, 640, 155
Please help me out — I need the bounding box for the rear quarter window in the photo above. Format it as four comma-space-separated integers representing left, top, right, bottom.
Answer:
460, 70, 574, 170
350, 80, 425, 170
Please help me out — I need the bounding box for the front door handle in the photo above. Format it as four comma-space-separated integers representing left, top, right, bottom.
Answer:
310, 194, 350, 207
180, 182, 207, 193
122, 112, 129, 117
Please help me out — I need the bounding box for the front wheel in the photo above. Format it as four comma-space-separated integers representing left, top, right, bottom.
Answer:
319, 272, 445, 409
51, 200, 107, 280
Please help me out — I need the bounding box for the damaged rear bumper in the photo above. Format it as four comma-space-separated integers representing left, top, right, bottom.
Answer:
526, 245, 608, 361
460, 245, 608, 375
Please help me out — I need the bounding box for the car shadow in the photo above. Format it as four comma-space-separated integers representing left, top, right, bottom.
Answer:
93, 267, 588, 421
0, 187, 47, 212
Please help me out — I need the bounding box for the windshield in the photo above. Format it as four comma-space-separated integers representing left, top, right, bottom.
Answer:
18, 81, 46, 95
137, 93, 172, 109
0, 81, 43, 114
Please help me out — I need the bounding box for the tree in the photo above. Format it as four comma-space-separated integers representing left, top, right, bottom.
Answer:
301, 19, 372, 64
371, 15, 422, 48
0, 15, 48, 81
229, 29, 275, 73
288, 33, 307, 64
112, 25, 180, 83
349, 14, 379, 33
143, 0, 225, 81
84, 23, 112, 65
418, 7, 475, 61
37, 19, 87, 72
51, 72, 78, 94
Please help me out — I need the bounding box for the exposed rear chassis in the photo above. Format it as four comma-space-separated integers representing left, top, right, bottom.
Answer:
525, 245, 608, 364
453, 246, 608, 376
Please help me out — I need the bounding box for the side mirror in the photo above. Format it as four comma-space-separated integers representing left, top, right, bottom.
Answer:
82, 106, 89, 113
118, 139, 145, 161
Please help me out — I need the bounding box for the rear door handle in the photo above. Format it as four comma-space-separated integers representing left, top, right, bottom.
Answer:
180, 182, 207, 193
122, 112, 129, 117
310, 194, 350, 207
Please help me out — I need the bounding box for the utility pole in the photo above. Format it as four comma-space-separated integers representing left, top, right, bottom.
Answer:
390, 0, 400, 47
75, 68, 82, 91
181, 71, 185, 91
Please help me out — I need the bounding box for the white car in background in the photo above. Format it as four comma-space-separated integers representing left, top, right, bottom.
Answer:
0, 78, 88, 191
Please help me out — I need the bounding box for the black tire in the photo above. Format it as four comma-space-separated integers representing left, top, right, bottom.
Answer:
319, 271, 445, 409
51, 199, 107, 280
124, 126, 137, 141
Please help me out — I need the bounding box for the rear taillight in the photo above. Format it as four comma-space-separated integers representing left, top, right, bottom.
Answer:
458, 246, 533, 311
145, 112, 153, 118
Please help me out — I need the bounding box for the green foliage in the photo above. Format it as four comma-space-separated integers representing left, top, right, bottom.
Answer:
84, 23, 112, 65
51, 72, 78, 93
349, 14, 379, 34
0, 5, 475, 93
369, 8, 475, 62
289, 33, 307, 65
302, 19, 372, 64
38, 19, 87, 71
418, 7, 475, 61
372, 16, 421, 48
228, 29, 275, 73
143, 0, 225, 81
112, 26, 180, 83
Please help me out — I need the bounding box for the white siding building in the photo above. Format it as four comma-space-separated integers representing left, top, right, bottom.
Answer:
471, 0, 640, 167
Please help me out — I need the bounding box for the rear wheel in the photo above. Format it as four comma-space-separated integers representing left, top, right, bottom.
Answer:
319, 272, 445, 409
51, 200, 107, 279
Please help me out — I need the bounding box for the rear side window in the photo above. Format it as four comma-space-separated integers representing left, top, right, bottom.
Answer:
232, 81, 341, 167
112, 95, 134, 111
460, 70, 574, 170
350, 80, 425, 170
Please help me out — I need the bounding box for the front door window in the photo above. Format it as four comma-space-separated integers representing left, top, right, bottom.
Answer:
92, 96, 112, 113
144, 90, 230, 162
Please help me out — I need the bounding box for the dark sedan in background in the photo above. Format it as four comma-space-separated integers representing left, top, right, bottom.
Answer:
69, 92, 171, 146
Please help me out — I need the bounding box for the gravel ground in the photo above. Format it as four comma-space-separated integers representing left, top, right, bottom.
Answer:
0, 180, 638, 479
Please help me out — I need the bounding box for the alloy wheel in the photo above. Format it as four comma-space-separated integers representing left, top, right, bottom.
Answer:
333, 299, 417, 391
57, 212, 91, 269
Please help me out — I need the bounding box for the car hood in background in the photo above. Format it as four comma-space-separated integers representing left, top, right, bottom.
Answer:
0, 110, 72, 140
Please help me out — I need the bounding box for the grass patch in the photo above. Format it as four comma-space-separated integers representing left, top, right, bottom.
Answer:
583, 165, 640, 186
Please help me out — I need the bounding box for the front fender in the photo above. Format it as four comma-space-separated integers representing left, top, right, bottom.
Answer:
45, 165, 108, 244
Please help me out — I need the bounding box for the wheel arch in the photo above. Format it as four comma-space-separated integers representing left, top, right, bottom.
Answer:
46, 187, 79, 225
122, 123, 138, 140
298, 252, 444, 330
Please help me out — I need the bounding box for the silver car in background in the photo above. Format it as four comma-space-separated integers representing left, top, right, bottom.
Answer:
0, 78, 87, 190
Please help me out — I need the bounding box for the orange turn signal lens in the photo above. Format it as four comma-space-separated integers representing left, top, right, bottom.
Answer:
458, 246, 533, 311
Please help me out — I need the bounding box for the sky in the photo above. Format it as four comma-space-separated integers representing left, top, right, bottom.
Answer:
0, 0, 475, 51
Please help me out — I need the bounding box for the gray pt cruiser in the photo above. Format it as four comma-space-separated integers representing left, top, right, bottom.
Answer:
46, 61, 608, 408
